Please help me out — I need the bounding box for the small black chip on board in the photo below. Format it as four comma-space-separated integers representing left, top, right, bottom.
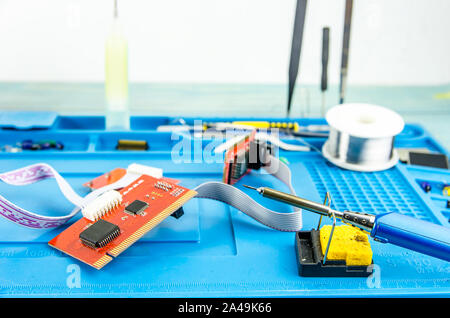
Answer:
79, 219, 120, 249
125, 200, 149, 215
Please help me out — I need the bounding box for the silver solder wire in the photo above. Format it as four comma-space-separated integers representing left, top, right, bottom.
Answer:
325, 128, 395, 166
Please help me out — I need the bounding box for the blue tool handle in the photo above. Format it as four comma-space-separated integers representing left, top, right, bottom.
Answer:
371, 213, 450, 262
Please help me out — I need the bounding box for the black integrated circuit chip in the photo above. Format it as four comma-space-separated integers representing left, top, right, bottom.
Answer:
79, 219, 120, 249
125, 200, 149, 215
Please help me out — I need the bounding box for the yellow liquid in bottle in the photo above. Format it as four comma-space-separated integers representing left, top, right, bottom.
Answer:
105, 19, 129, 130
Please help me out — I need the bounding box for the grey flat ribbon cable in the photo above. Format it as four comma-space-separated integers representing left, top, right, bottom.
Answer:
287, 0, 308, 116
195, 154, 302, 232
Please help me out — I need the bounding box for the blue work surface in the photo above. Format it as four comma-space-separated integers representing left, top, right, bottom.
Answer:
0, 114, 449, 297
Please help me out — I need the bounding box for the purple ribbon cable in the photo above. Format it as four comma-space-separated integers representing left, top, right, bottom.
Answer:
0, 163, 81, 229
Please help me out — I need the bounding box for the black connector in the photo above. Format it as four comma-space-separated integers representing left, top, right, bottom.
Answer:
170, 207, 184, 219
247, 140, 271, 170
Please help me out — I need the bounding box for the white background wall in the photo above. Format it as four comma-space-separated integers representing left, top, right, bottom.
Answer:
0, 0, 449, 85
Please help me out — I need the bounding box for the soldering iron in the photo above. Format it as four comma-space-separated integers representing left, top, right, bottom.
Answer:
244, 185, 450, 262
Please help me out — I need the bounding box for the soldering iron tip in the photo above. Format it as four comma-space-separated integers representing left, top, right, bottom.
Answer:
243, 185, 257, 190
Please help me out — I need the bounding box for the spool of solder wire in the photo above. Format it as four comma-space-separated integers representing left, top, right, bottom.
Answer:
322, 103, 404, 172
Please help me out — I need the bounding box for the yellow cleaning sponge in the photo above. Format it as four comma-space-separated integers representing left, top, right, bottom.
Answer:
319, 225, 373, 266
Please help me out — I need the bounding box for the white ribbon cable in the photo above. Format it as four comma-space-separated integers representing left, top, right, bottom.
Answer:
0, 164, 144, 229
0, 163, 85, 228
213, 135, 248, 154
255, 132, 310, 152
0, 163, 84, 206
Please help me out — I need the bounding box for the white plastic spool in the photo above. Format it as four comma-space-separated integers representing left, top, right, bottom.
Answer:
322, 103, 405, 172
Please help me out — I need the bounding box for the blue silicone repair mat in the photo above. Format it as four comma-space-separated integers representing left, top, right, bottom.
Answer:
0, 114, 449, 297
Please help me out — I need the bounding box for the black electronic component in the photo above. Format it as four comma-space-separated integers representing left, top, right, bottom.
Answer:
170, 207, 184, 219
31, 144, 41, 151
227, 140, 272, 183
409, 152, 449, 169
295, 230, 373, 277
125, 199, 149, 215
248, 140, 269, 170
79, 219, 120, 249
21, 139, 64, 151
226, 162, 234, 184
421, 182, 432, 193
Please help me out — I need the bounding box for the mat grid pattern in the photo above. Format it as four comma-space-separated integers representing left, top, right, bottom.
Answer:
305, 161, 433, 222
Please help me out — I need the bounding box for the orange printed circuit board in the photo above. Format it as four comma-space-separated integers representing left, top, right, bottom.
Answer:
83, 168, 127, 190
223, 131, 256, 185
49, 175, 197, 269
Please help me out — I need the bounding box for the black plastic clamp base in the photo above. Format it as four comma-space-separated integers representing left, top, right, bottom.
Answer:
295, 229, 374, 277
